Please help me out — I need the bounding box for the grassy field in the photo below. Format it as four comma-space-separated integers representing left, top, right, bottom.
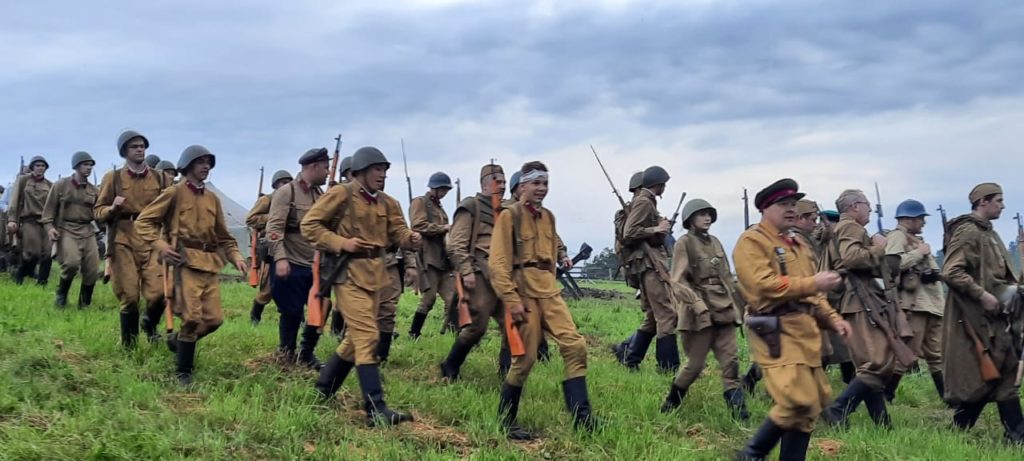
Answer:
1, 273, 1023, 460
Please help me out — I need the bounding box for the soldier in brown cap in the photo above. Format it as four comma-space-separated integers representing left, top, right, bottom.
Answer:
734, 178, 850, 461
407, 172, 455, 339
941, 183, 1024, 442
438, 163, 509, 381
41, 152, 100, 308
245, 170, 293, 325
95, 130, 171, 348
7, 155, 53, 285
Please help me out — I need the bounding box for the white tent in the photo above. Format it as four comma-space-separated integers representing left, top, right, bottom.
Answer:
206, 181, 253, 257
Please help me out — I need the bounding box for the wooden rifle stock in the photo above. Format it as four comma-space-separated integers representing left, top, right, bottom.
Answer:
488, 164, 526, 358
454, 273, 472, 328
307, 251, 324, 327
247, 231, 260, 287
964, 319, 1001, 382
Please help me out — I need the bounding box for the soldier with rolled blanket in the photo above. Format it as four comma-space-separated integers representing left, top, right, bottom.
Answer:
7, 155, 53, 285
490, 161, 596, 440
734, 178, 851, 461
407, 172, 455, 339
246, 170, 293, 326
40, 152, 100, 308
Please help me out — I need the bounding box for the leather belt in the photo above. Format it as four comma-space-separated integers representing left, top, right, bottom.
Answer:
771, 302, 812, 316
21, 215, 41, 222
181, 239, 218, 252
348, 247, 386, 259
115, 213, 140, 221
514, 261, 554, 271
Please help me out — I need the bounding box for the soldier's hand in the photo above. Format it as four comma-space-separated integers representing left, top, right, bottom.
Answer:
561, 256, 573, 270
47, 228, 60, 242
160, 246, 185, 266
508, 303, 526, 324
275, 259, 291, 279
234, 259, 247, 274
813, 271, 842, 291
981, 291, 1000, 314
831, 319, 853, 337
409, 232, 423, 249
341, 237, 374, 253
405, 268, 418, 286
655, 219, 671, 234
443, 224, 451, 233
871, 234, 887, 247
112, 196, 126, 209
6, 222, 17, 234
463, 273, 476, 291
916, 242, 932, 256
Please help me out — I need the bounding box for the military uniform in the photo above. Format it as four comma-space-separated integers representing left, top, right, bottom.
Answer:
377, 248, 416, 362
41, 162, 100, 308
245, 193, 274, 323
136, 145, 243, 385
8, 157, 53, 285
810, 206, 855, 382
266, 153, 325, 369
407, 191, 454, 338
941, 183, 1024, 441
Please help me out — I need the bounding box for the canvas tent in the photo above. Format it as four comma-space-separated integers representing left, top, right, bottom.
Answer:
206, 181, 254, 257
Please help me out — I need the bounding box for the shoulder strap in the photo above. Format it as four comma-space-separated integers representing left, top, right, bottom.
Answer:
468, 197, 482, 260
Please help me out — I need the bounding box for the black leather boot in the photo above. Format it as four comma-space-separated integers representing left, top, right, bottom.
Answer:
120, 309, 139, 349
736, 418, 784, 460
408, 311, 428, 339
930, 371, 948, 405
953, 400, 987, 430
141, 301, 164, 344
654, 334, 681, 374
376, 331, 394, 364
822, 377, 870, 427
176, 340, 196, 386
14, 258, 33, 285
537, 337, 551, 362
724, 387, 751, 421
315, 353, 355, 400
997, 399, 1024, 444
863, 390, 892, 428
498, 382, 533, 440
610, 335, 633, 364
660, 384, 687, 413
741, 364, 763, 393
623, 330, 654, 370
839, 362, 856, 384
883, 374, 903, 403
562, 376, 598, 432
356, 364, 413, 427
77, 284, 95, 308
36, 258, 51, 285
778, 430, 811, 461
277, 314, 300, 364
54, 277, 73, 308
330, 309, 345, 340
439, 339, 473, 382
498, 341, 512, 378
250, 301, 266, 326
297, 325, 323, 370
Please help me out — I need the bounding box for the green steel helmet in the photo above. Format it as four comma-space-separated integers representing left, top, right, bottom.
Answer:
641, 166, 670, 188
176, 145, 216, 173
144, 154, 161, 168
895, 199, 930, 219
71, 151, 95, 169
271, 169, 293, 189
339, 156, 353, 177
681, 198, 717, 230
428, 172, 453, 189
29, 155, 49, 169
155, 160, 176, 172
117, 130, 149, 157
628, 171, 643, 192
350, 146, 389, 172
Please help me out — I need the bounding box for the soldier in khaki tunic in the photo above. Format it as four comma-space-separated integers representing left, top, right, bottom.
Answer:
822, 189, 909, 428
437, 164, 508, 381
41, 152, 100, 308
7, 155, 53, 285
941, 183, 1024, 442
245, 170, 292, 325
136, 146, 245, 385
884, 199, 945, 402
407, 172, 455, 339
609, 172, 652, 366
266, 150, 329, 369
95, 130, 170, 348
490, 161, 595, 440
622, 166, 678, 372
734, 178, 850, 461
305, 146, 421, 427
156, 160, 178, 188
660, 199, 748, 420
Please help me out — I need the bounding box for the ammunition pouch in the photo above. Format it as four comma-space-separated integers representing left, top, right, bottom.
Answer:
920, 270, 941, 285
746, 315, 781, 358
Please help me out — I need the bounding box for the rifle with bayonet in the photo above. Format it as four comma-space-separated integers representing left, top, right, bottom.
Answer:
247, 167, 264, 287
664, 192, 687, 250
937, 204, 949, 252
874, 182, 885, 235
401, 139, 425, 294
455, 178, 461, 203
556, 243, 592, 299
742, 188, 750, 229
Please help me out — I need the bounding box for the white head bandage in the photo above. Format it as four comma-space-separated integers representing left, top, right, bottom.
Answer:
520, 169, 548, 183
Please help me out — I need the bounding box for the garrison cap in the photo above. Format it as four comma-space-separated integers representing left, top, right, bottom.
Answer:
969, 182, 1002, 205
795, 199, 819, 216
28, 155, 49, 169
480, 164, 504, 179
117, 130, 149, 156
755, 178, 805, 211
144, 154, 161, 168
271, 170, 293, 188
299, 147, 329, 166
155, 160, 176, 172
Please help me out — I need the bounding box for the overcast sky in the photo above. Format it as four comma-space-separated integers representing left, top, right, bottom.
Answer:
3, 0, 1023, 257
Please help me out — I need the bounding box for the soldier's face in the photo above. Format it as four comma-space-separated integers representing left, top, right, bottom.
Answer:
851, 197, 871, 226
31, 162, 47, 177
483, 174, 506, 197
163, 170, 177, 183
362, 164, 388, 193
433, 187, 450, 200
692, 210, 713, 231
76, 161, 94, 178
902, 216, 925, 234
796, 213, 817, 232
307, 160, 330, 186
189, 156, 213, 181
978, 194, 1004, 220
124, 137, 147, 163
764, 198, 798, 230
521, 177, 548, 204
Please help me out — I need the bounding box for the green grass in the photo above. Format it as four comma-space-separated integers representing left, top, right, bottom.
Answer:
1, 272, 1022, 460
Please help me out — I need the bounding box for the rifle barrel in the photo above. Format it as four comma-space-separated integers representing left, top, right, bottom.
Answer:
590, 145, 627, 209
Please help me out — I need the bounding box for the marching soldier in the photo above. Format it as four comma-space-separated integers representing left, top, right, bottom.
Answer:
266, 150, 329, 369
156, 160, 178, 187
941, 183, 1024, 442
40, 152, 100, 308
306, 146, 422, 427
144, 154, 161, 169
885, 199, 945, 402
491, 161, 596, 439
407, 172, 455, 339
437, 163, 508, 381
7, 155, 53, 285
610, 172, 649, 366
660, 199, 748, 420
135, 145, 245, 385
246, 170, 293, 325
95, 130, 169, 348
622, 166, 679, 372
734, 178, 850, 461
823, 189, 908, 428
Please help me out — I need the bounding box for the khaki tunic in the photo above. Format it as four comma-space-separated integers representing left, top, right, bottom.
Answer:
301, 181, 415, 364
447, 193, 507, 344
8, 174, 52, 261
267, 179, 321, 267
95, 167, 167, 311
411, 194, 454, 313
734, 222, 842, 432
490, 202, 587, 387
245, 194, 273, 305
135, 182, 243, 342
623, 189, 676, 337
41, 177, 99, 283
377, 249, 417, 333
886, 225, 944, 373
941, 214, 1021, 404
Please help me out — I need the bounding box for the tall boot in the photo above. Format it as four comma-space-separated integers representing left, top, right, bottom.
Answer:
408, 311, 428, 339
930, 371, 949, 406
724, 388, 751, 421
120, 309, 139, 349
141, 301, 164, 343
14, 258, 33, 285
54, 277, 73, 308
660, 384, 687, 413
77, 284, 94, 308
741, 364, 763, 393
315, 353, 355, 399
36, 258, 51, 285
330, 309, 345, 340
356, 364, 413, 427
297, 325, 323, 370
883, 374, 903, 403
537, 337, 551, 362
498, 341, 512, 378
778, 431, 811, 461
839, 362, 856, 384
277, 315, 300, 365
654, 334, 681, 374
562, 376, 598, 432
498, 382, 533, 440
250, 301, 266, 326
997, 400, 1024, 444
863, 390, 892, 428
822, 377, 870, 427
623, 330, 654, 370
953, 400, 987, 430
175, 340, 197, 386
376, 331, 394, 364
736, 418, 785, 460
439, 339, 473, 382
610, 334, 633, 364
